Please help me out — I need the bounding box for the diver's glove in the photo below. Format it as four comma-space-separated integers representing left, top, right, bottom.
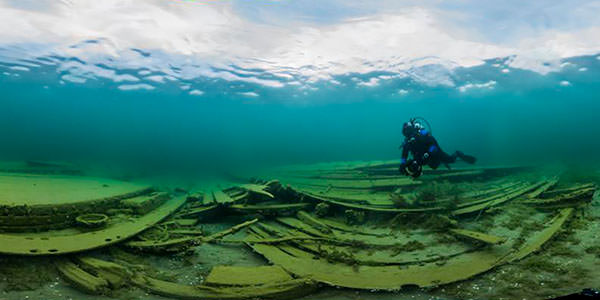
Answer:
399, 163, 408, 175
399, 158, 408, 175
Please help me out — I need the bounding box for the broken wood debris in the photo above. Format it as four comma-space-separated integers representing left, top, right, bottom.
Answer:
124, 218, 259, 252
0, 195, 187, 255
521, 185, 596, 206
0, 162, 595, 299
449, 228, 507, 245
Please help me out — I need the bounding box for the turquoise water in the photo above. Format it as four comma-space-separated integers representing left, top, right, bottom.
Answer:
1, 1, 600, 177
1, 53, 600, 176
1, 3, 600, 299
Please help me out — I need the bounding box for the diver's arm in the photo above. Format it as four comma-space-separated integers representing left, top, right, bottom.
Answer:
400, 140, 409, 164
399, 140, 410, 175
423, 135, 440, 159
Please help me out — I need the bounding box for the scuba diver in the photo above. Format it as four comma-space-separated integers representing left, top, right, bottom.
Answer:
399, 118, 476, 178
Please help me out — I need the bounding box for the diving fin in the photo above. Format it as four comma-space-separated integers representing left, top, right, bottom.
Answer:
456, 151, 477, 164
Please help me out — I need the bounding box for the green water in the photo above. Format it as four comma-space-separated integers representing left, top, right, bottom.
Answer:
2, 55, 600, 179
1, 1, 600, 299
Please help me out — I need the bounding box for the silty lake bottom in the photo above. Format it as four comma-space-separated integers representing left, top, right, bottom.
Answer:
1, 1, 600, 299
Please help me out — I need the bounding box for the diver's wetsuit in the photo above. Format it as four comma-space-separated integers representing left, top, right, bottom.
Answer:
400, 129, 458, 170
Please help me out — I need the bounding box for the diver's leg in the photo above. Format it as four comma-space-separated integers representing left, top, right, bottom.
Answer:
453, 151, 477, 164
441, 151, 457, 163
428, 158, 442, 169
430, 151, 476, 169
437, 151, 456, 169
427, 151, 451, 169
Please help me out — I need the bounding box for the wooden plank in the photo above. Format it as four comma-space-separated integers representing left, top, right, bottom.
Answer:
452, 181, 544, 215
249, 206, 573, 290
276, 217, 331, 238
526, 178, 559, 199
295, 187, 393, 206
132, 275, 315, 300
422, 170, 484, 180
276, 218, 408, 247
172, 219, 198, 227
501, 208, 574, 263
459, 181, 523, 199
240, 184, 275, 198
56, 260, 109, 294
296, 211, 333, 234
303, 192, 447, 213
203, 191, 215, 205
126, 219, 258, 250
0, 195, 187, 255
175, 204, 218, 218
285, 177, 420, 189
229, 203, 311, 212
205, 265, 292, 286
521, 187, 596, 205
74, 256, 131, 288
540, 183, 595, 198
455, 183, 529, 209
251, 221, 475, 266
317, 219, 392, 237
213, 190, 235, 205
120, 192, 169, 215
71, 255, 316, 300
449, 229, 507, 245
249, 238, 512, 290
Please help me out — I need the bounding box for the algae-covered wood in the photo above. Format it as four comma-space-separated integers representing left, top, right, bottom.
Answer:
67, 255, 315, 300
120, 192, 168, 215
285, 177, 420, 189
296, 187, 394, 206
450, 228, 507, 245
56, 260, 110, 294
0, 195, 187, 255
501, 208, 574, 263
251, 221, 474, 266
521, 186, 596, 205
526, 178, 558, 198
452, 181, 545, 215
132, 275, 315, 300
250, 238, 511, 290
249, 204, 574, 290
304, 192, 447, 213
214, 190, 236, 204
229, 202, 311, 212
205, 265, 293, 286
75, 256, 131, 288
239, 184, 275, 198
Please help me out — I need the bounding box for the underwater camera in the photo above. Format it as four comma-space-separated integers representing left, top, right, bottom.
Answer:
404, 159, 423, 178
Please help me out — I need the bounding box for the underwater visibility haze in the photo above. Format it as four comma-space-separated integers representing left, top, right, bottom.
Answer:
1, 1, 600, 300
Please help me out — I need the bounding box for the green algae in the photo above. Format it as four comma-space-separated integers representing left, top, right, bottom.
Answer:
0, 163, 597, 299
389, 240, 426, 256
0, 257, 56, 291
314, 202, 331, 217
584, 245, 600, 257
520, 255, 560, 273
415, 181, 465, 204
318, 246, 359, 266
547, 244, 579, 258
344, 209, 366, 225
390, 191, 417, 208
389, 213, 456, 232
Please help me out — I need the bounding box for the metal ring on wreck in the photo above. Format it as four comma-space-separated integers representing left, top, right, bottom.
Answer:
76, 213, 109, 228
